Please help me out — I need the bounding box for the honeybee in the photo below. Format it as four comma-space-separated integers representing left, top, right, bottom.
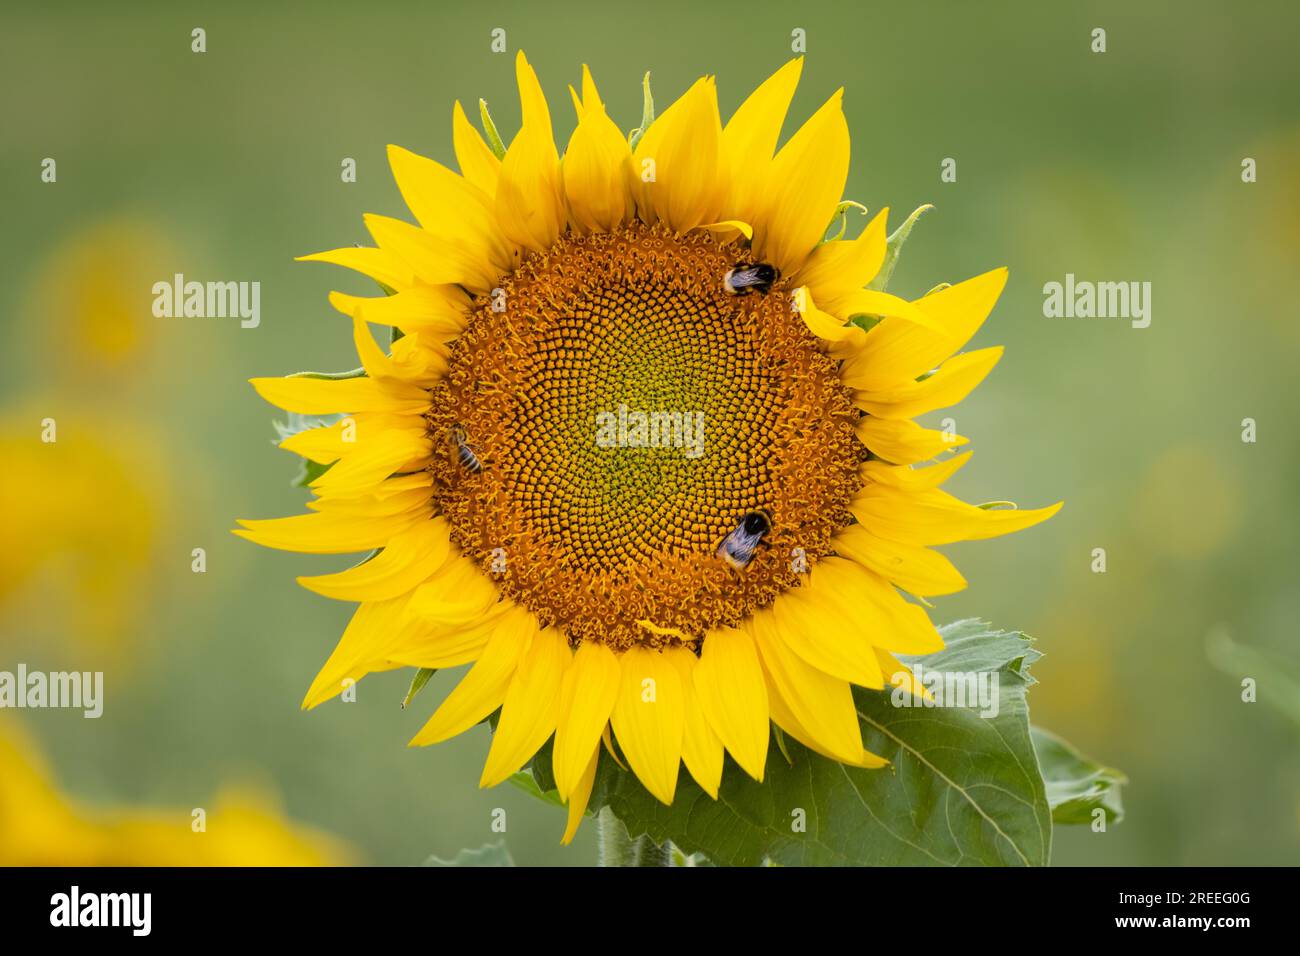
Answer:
723, 262, 778, 296
448, 424, 482, 473
718, 510, 771, 570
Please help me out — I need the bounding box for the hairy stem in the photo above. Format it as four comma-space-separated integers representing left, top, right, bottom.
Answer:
596, 807, 675, 866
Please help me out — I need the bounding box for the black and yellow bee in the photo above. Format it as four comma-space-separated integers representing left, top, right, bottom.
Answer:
723, 262, 778, 296
448, 424, 482, 474
718, 510, 771, 569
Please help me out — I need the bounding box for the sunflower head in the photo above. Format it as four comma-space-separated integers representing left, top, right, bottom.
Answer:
236, 52, 1060, 843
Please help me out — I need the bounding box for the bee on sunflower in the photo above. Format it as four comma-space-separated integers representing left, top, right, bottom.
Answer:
236, 52, 1059, 844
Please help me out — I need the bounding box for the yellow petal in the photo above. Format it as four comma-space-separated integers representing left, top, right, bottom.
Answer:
665, 650, 728, 801
806, 556, 945, 656
234, 508, 422, 555
668, 648, 724, 799
452, 100, 501, 196
861, 452, 972, 491
610, 647, 684, 804
405, 555, 502, 624
721, 57, 803, 221
842, 268, 1008, 390
602, 723, 628, 771
329, 286, 470, 340
835, 288, 952, 336
388, 333, 449, 382
753, 89, 848, 274
553, 641, 620, 800
306, 481, 431, 518
832, 523, 967, 597
632, 77, 724, 232
700, 219, 753, 241
876, 649, 934, 703
481, 628, 570, 786
769, 587, 885, 689
278, 416, 360, 464
748, 614, 866, 764
793, 207, 889, 308
855, 416, 968, 465
694, 625, 770, 782
799, 289, 868, 349
495, 51, 564, 252
386, 144, 510, 272
297, 517, 452, 601
855, 347, 1003, 420
755, 631, 888, 769
363, 213, 497, 293
852, 485, 1063, 546
562, 69, 634, 233
302, 597, 409, 709
249, 375, 427, 416
408, 608, 534, 746
385, 607, 504, 670
307, 424, 428, 499
560, 745, 600, 845
296, 246, 413, 291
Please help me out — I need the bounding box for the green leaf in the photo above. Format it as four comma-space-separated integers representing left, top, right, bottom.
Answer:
536, 620, 1054, 866
422, 841, 514, 867
1032, 726, 1127, 826
867, 203, 933, 293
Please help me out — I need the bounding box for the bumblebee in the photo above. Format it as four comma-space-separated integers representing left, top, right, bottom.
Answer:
718, 510, 772, 569
723, 262, 778, 296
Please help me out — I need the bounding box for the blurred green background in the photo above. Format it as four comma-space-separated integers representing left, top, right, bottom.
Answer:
2, 0, 1297, 865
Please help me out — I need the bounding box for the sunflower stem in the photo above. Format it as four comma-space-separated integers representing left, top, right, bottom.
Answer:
596, 807, 675, 866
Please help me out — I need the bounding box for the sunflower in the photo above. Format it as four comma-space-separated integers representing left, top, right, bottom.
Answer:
236, 53, 1059, 843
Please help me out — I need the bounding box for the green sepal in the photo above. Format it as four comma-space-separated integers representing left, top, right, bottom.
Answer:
291, 458, 334, 488
867, 203, 934, 293
772, 726, 794, 766
400, 668, 437, 709
627, 72, 654, 150
479, 99, 507, 160
287, 368, 366, 381
822, 200, 869, 244
508, 769, 564, 808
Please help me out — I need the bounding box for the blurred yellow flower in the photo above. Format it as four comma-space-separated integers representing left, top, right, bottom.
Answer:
1132, 443, 1241, 560
24, 216, 170, 380
0, 412, 170, 657
0, 719, 354, 866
